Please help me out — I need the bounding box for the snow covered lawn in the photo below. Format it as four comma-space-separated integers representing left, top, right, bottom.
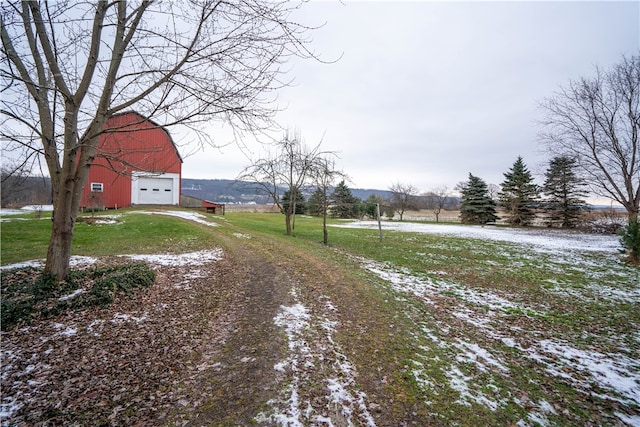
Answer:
256, 288, 377, 426
332, 220, 621, 253
334, 220, 639, 426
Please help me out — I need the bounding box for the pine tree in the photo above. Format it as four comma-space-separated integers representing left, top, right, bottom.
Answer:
498, 156, 539, 226
281, 189, 306, 215
542, 156, 589, 228
362, 194, 382, 219
306, 188, 326, 217
459, 173, 498, 224
620, 219, 640, 264
330, 180, 360, 218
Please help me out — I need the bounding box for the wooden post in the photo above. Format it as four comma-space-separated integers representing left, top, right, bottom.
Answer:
376, 203, 383, 241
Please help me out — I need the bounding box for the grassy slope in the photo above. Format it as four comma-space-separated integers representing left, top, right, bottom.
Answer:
2, 209, 638, 425
1, 210, 213, 265
224, 213, 640, 425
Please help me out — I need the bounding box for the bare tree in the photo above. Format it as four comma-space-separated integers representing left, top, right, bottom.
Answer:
539, 54, 640, 223
1, 163, 50, 207
487, 183, 501, 201
1, 1, 318, 280
388, 182, 418, 221
310, 157, 344, 245
424, 186, 450, 223
237, 132, 329, 235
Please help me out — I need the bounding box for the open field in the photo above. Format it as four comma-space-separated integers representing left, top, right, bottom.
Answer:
1, 209, 638, 425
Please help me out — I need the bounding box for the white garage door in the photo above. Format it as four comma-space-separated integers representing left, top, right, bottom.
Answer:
137, 177, 174, 204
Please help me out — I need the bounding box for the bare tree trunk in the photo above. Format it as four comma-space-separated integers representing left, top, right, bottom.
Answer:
285, 211, 293, 235
322, 213, 328, 245
3, 1, 321, 281
45, 215, 76, 281
45, 180, 79, 280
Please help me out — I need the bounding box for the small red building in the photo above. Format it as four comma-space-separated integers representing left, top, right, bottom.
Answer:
81, 112, 182, 209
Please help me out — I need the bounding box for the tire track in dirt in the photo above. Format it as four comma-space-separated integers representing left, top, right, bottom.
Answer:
191, 227, 427, 426
255, 286, 377, 426
1, 214, 422, 426
164, 222, 406, 426
173, 229, 383, 425
165, 237, 291, 425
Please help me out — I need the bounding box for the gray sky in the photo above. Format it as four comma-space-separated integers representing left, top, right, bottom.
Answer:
182, 1, 639, 196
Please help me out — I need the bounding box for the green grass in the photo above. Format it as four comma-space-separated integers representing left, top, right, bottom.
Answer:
224, 213, 639, 424
1, 209, 638, 424
1, 209, 215, 265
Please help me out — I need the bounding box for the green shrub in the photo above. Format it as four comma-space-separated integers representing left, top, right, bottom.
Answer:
1, 298, 36, 329
0, 262, 156, 330
620, 218, 640, 263
89, 262, 155, 307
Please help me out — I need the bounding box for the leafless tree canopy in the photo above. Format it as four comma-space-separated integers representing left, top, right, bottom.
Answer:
1, 1, 316, 152
388, 182, 418, 221
237, 131, 333, 236
0, 0, 318, 280
423, 186, 450, 223
311, 157, 344, 244
539, 54, 640, 222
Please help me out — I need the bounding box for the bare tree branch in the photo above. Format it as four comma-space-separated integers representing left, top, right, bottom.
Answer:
1, 0, 321, 280
539, 54, 640, 222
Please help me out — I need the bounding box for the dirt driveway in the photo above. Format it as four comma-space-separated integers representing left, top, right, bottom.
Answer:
1, 219, 419, 426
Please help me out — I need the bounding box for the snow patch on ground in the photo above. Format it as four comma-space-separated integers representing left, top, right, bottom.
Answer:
257, 290, 376, 426
0, 205, 54, 216
1, 246, 225, 423
357, 256, 640, 418
333, 221, 621, 254
535, 339, 640, 406
58, 288, 87, 302
112, 312, 148, 324
137, 210, 218, 227
1, 255, 99, 271
0, 217, 29, 222
91, 218, 120, 225
123, 248, 223, 267
0, 397, 21, 421
360, 257, 534, 316
53, 323, 77, 337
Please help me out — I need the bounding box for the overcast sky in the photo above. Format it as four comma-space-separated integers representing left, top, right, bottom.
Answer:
181, 1, 639, 195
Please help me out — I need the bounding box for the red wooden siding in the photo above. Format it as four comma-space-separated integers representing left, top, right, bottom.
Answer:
202, 200, 225, 214
80, 112, 182, 209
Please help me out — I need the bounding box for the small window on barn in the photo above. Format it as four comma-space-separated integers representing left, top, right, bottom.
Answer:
164, 189, 171, 192
140, 188, 147, 191
153, 188, 159, 192
91, 182, 103, 192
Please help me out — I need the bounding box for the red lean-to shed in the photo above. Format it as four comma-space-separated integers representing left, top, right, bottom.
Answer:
80, 112, 182, 209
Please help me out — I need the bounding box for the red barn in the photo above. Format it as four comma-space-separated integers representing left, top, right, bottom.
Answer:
80, 112, 182, 209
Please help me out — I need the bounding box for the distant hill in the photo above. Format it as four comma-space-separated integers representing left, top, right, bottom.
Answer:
181, 179, 272, 204
1, 175, 437, 207
1, 175, 52, 207
181, 178, 396, 204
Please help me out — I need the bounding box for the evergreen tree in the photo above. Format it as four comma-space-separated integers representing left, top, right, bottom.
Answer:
306, 188, 326, 217
330, 180, 360, 218
459, 173, 498, 224
620, 219, 640, 264
542, 156, 589, 228
498, 156, 539, 226
281, 189, 306, 215
362, 194, 383, 219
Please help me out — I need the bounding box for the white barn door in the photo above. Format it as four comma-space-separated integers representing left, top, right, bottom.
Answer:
131, 172, 180, 205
